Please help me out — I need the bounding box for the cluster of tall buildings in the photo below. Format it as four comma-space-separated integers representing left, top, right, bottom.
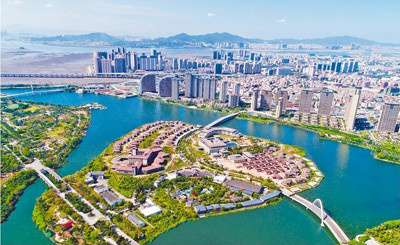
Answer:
316, 60, 359, 73
93, 48, 164, 74
171, 58, 212, 70
250, 89, 336, 119
140, 73, 179, 100
184, 74, 217, 101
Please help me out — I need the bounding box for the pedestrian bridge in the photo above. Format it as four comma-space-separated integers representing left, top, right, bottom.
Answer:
205, 112, 239, 129
282, 189, 350, 244
25, 159, 63, 189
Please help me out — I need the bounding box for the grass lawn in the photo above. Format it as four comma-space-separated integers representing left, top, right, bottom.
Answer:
47, 123, 68, 138
23, 106, 41, 112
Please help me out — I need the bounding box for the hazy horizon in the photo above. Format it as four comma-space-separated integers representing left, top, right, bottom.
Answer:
2, 0, 400, 43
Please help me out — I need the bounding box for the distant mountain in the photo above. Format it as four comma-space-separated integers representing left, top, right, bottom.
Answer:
28, 32, 398, 47
31, 32, 122, 43
267, 36, 395, 46
152, 32, 264, 44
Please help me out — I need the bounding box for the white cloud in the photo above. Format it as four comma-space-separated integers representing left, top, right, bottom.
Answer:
276, 19, 286, 23
208, 12, 215, 17
44, 3, 54, 9
8, 0, 21, 5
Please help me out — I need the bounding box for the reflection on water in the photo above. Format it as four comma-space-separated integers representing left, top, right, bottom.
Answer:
337, 144, 350, 171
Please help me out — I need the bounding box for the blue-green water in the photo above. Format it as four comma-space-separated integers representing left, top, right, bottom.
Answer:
1, 90, 399, 244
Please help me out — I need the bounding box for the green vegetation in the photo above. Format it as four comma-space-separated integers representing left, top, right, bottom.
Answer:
32, 189, 106, 244
373, 142, 400, 163
139, 132, 160, 148
366, 220, 400, 244
162, 146, 174, 154
65, 193, 92, 213
281, 144, 306, 157
0, 98, 91, 219
349, 220, 400, 245
1, 170, 37, 223
239, 111, 400, 164
1, 148, 21, 173
108, 173, 158, 203
237, 113, 274, 124
112, 214, 142, 241
95, 220, 130, 245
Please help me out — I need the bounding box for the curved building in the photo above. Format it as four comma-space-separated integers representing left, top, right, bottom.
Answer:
158, 76, 173, 97
140, 73, 156, 94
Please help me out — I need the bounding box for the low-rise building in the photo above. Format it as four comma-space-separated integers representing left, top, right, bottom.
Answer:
126, 213, 146, 227
101, 191, 122, 206
225, 179, 263, 195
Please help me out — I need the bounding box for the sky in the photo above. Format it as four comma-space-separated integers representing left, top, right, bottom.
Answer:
2, 0, 400, 43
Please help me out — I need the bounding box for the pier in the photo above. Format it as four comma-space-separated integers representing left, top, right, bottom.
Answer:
282, 189, 350, 244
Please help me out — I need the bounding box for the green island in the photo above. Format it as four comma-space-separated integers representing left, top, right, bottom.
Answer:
140, 95, 400, 164
1, 98, 92, 223
31, 120, 327, 244
349, 220, 400, 245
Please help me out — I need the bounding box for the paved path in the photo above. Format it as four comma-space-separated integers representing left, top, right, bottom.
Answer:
25, 159, 139, 245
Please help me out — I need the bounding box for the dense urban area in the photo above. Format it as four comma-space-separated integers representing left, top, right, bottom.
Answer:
1, 32, 400, 245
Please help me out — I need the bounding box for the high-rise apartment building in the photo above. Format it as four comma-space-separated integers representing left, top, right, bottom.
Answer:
377, 103, 400, 132
298, 89, 314, 114
318, 91, 334, 115
219, 81, 228, 103
234, 83, 240, 107
202, 78, 216, 100
260, 90, 273, 110
229, 94, 238, 108
275, 90, 288, 112
251, 90, 259, 111
172, 79, 179, 100
276, 97, 284, 118
140, 73, 157, 94
158, 76, 173, 97
344, 87, 362, 130
215, 63, 222, 74
185, 74, 195, 98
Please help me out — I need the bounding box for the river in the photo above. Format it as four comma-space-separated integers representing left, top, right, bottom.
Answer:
1, 90, 399, 245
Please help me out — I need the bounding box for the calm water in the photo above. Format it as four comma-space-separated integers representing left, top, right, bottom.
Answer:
1, 89, 399, 245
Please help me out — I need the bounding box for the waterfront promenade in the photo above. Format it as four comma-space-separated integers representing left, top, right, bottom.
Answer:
282, 189, 350, 244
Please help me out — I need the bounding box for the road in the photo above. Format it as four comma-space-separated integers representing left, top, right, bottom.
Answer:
25, 159, 139, 245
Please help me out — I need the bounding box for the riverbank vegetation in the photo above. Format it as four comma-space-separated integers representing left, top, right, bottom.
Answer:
1, 170, 37, 223
1, 97, 91, 222
237, 112, 400, 164
142, 95, 400, 164
349, 220, 400, 245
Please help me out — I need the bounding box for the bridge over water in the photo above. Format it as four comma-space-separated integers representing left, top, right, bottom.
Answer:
205, 112, 239, 128
282, 189, 350, 244
25, 159, 138, 244
1, 73, 140, 79
1, 89, 64, 98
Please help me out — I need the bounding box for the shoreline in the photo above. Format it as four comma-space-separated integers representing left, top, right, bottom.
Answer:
139, 94, 399, 165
